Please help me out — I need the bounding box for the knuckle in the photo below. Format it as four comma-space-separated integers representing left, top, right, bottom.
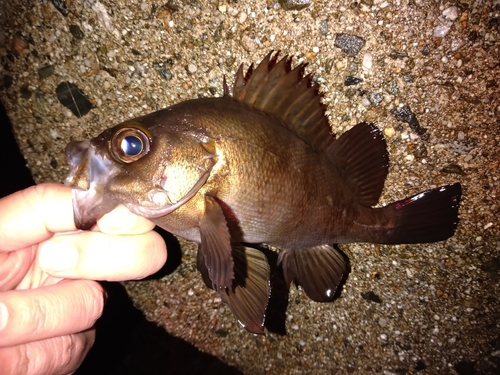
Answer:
0, 334, 94, 375
0, 345, 28, 375
82, 281, 105, 322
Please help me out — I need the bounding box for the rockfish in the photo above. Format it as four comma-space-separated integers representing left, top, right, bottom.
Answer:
65, 52, 462, 333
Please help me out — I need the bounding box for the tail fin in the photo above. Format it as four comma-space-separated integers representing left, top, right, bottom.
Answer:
379, 183, 462, 244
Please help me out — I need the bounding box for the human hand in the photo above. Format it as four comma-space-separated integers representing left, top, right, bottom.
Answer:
0, 183, 167, 375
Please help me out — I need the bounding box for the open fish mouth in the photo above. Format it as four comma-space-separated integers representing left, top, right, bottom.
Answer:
65, 138, 216, 229
65, 140, 121, 230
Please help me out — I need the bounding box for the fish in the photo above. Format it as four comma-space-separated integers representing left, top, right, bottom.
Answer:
64, 51, 462, 334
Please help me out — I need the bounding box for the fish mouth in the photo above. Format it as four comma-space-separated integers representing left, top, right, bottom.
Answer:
65, 140, 120, 230
65, 139, 215, 229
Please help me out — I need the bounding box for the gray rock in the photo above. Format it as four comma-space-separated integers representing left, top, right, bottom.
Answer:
334, 33, 366, 56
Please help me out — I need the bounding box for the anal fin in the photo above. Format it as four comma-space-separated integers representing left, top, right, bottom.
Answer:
197, 245, 270, 334
278, 245, 348, 302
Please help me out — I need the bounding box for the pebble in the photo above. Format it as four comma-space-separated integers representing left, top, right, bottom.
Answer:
69, 25, 84, 40
154, 62, 173, 81
344, 64, 356, 77
51, 0, 69, 16
362, 53, 373, 70
38, 65, 54, 79
3, 75, 13, 89
20, 85, 31, 100
433, 25, 451, 38
238, 12, 247, 24
11, 32, 28, 55
334, 33, 366, 56
451, 39, 464, 52
390, 105, 427, 135
318, 20, 328, 36
389, 50, 408, 60
384, 126, 395, 137
344, 76, 363, 86
385, 79, 398, 96
55, 81, 93, 118
361, 291, 382, 303
279, 0, 311, 11
421, 44, 431, 56
441, 6, 459, 22
368, 92, 383, 106
413, 143, 428, 159
187, 63, 197, 74
441, 164, 465, 176
157, 9, 172, 29
483, 223, 493, 230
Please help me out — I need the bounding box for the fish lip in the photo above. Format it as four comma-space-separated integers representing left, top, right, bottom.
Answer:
65, 140, 120, 230
71, 188, 104, 230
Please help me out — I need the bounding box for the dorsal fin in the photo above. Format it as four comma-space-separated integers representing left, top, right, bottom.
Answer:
228, 51, 336, 150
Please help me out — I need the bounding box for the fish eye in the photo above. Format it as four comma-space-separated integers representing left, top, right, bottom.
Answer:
110, 125, 151, 163
121, 135, 143, 156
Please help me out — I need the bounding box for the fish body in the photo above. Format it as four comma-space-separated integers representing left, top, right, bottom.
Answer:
126, 98, 365, 246
65, 52, 461, 333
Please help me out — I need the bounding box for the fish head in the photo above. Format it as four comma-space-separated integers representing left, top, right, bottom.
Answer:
65, 116, 217, 230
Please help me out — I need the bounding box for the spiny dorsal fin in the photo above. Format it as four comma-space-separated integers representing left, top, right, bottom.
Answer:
228, 51, 336, 150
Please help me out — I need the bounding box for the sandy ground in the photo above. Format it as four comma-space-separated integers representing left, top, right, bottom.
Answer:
1, 0, 499, 374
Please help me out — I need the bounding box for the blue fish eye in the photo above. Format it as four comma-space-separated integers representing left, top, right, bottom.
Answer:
121, 135, 143, 156
111, 126, 151, 163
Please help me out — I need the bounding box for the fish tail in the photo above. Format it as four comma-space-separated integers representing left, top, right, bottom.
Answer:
375, 183, 462, 244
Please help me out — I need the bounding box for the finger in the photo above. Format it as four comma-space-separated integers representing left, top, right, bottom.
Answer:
0, 330, 94, 375
0, 183, 75, 252
38, 231, 167, 280
0, 279, 104, 348
96, 205, 156, 235
0, 248, 36, 291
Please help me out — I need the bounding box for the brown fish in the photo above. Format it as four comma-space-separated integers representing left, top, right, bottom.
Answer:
65, 52, 462, 334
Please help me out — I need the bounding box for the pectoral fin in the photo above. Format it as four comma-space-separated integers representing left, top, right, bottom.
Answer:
197, 245, 270, 334
199, 196, 234, 289
278, 245, 348, 302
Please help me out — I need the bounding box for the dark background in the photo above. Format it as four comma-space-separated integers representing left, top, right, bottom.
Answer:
0, 102, 242, 375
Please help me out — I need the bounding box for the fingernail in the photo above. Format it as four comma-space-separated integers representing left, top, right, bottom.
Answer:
39, 241, 79, 272
0, 303, 8, 331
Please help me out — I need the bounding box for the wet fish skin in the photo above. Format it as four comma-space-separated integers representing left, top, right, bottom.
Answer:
65, 52, 461, 333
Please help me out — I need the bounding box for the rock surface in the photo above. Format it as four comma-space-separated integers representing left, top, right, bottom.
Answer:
1, 1, 499, 374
